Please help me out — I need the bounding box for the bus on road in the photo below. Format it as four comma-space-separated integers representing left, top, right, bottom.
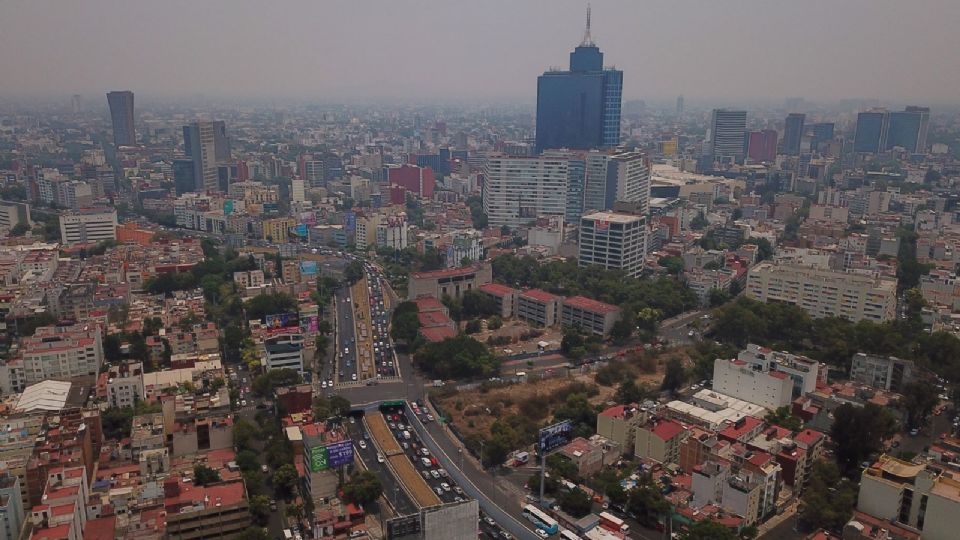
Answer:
598, 511, 629, 534
522, 504, 559, 535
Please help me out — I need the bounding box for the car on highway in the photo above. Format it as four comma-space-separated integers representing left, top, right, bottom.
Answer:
358, 440, 367, 449
440, 482, 451, 492
430, 470, 440, 479
535, 530, 548, 539
484, 517, 496, 527
240, 399, 247, 407
377, 454, 385, 463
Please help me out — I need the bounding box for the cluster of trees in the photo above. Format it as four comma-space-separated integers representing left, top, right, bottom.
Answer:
710, 295, 960, 381
244, 292, 298, 321
830, 403, 898, 475
466, 195, 488, 230
390, 301, 421, 345
561, 326, 603, 360
101, 401, 162, 440
492, 254, 698, 320
252, 368, 302, 397
192, 464, 221, 486
312, 394, 351, 420
414, 334, 499, 379
443, 289, 499, 322
341, 470, 383, 507
799, 462, 859, 532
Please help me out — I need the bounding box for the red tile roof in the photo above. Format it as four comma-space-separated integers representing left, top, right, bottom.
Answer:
164, 480, 246, 511
420, 327, 456, 343
418, 311, 453, 329
520, 288, 561, 303
83, 516, 116, 540
599, 405, 626, 418
479, 283, 518, 297
31, 524, 72, 540
769, 370, 789, 379
794, 429, 825, 446
718, 416, 763, 441
650, 420, 686, 441
412, 296, 445, 312
563, 295, 620, 314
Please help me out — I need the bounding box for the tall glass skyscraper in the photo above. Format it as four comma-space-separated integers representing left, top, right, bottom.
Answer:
783, 113, 805, 155
535, 9, 622, 153
854, 110, 889, 154
709, 109, 747, 163
106, 91, 135, 147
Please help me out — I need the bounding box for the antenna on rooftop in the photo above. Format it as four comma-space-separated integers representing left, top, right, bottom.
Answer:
581, 4, 595, 47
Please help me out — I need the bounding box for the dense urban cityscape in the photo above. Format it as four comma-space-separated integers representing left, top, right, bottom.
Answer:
1, 2, 960, 540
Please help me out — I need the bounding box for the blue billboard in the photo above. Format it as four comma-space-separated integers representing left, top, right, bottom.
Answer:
344, 211, 356, 232
538, 420, 573, 453
326, 440, 355, 468
300, 260, 318, 276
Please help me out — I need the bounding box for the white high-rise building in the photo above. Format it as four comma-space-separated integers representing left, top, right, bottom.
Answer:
578, 211, 646, 278
291, 178, 306, 203
482, 155, 567, 228
58, 208, 118, 245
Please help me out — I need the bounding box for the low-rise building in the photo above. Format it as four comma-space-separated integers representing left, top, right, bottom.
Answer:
478, 283, 519, 319
713, 358, 793, 410
516, 289, 561, 328
596, 405, 648, 454
634, 419, 688, 465
407, 263, 492, 300
857, 455, 960, 540
849, 353, 916, 393
163, 478, 251, 540
560, 296, 621, 336
556, 436, 620, 477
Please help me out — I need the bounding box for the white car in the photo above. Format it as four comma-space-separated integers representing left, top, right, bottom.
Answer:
240, 399, 247, 407
358, 440, 367, 449
351, 373, 357, 381
321, 381, 328, 389
377, 454, 385, 463
535, 530, 548, 539
440, 482, 451, 492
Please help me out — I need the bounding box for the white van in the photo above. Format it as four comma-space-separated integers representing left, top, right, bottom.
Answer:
421, 457, 432, 468
402, 430, 411, 440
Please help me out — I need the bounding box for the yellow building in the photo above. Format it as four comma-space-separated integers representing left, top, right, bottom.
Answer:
262, 217, 296, 243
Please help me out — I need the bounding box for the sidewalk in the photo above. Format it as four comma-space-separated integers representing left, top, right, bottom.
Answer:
758, 500, 798, 537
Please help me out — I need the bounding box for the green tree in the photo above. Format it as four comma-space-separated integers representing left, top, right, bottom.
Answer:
680, 520, 737, 540
344, 260, 364, 284
799, 462, 858, 532
415, 335, 499, 379
233, 418, 262, 451
708, 288, 732, 307
627, 482, 671, 529
661, 358, 686, 395
488, 316, 503, 330
193, 464, 221, 486
342, 470, 383, 506
273, 464, 299, 499
465, 319, 482, 334
9, 222, 30, 237
615, 379, 648, 404
328, 395, 351, 418
831, 403, 898, 475
391, 301, 421, 343
900, 381, 939, 429
236, 449, 260, 472
559, 488, 592, 518
658, 256, 684, 276
248, 495, 271, 526
461, 289, 498, 318
764, 407, 803, 431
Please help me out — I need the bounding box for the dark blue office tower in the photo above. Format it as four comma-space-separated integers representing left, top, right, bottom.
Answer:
536, 7, 622, 153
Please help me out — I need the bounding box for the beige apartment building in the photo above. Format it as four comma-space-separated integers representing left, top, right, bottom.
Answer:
746, 262, 897, 322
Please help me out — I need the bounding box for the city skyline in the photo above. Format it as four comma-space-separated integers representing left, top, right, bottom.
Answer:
2, 0, 959, 105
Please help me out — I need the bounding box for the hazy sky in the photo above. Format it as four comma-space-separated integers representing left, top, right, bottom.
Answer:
2, 0, 959, 105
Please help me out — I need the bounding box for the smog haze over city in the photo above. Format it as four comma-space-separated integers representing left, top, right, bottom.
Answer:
2, 0, 960, 105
